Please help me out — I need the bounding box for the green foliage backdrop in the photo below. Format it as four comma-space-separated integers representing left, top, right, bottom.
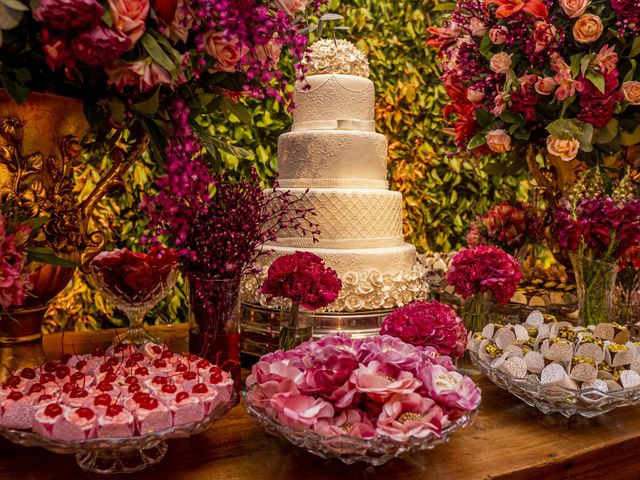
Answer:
44, 0, 524, 332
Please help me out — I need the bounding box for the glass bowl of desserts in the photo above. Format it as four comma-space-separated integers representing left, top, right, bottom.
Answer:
468, 311, 640, 418
0, 343, 236, 474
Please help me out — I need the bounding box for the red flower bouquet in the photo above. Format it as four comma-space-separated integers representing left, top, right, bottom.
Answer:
262, 252, 342, 349
381, 301, 467, 359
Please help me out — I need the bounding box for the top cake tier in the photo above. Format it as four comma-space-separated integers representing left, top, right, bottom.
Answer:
292, 75, 375, 131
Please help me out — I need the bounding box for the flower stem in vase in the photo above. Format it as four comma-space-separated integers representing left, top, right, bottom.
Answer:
571, 254, 617, 326
456, 293, 489, 377
279, 303, 313, 351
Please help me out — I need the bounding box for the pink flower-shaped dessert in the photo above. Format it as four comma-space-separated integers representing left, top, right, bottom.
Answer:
418, 364, 481, 414
376, 393, 444, 442
246, 377, 301, 411
52, 407, 97, 441
358, 335, 424, 371
33, 403, 68, 437
269, 392, 334, 429
299, 345, 360, 397
134, 396, 172, 435
419, 346, 457, 372
169, 392, 206, 426
313, 409, 376, 439
351, 361, 421, 403
0, 391, 34, 429
381, 301, 468, 359
247, 360, 303, 389
97, 404, 135, 438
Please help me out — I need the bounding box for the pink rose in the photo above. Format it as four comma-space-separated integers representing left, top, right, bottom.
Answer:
275, 0, 308, 15
466, 88, 484, 103
489, 26, 507, 44
255, 39, 283, 65
622, 81, 640, 105
485, 129, 512, 153
419, 346, 457, 371
70, 25, 131, 67
0, 214, 33, 309
376, 393, 444, 442
109, 0, 150, 45
325, 380, 360, 409
535, 76, 557, 95
351, 360, 421, 403
203, 31, 247, 73
559, 0, 589, 18
546, 135, 580, 161
573, 14, 603, 43
533, 21, 557, 53
106, 59, 172, 92
418, 364, 481, 414
269, 392, 334, 428
469, 17, 488, 37
313, 409, 376, 438
35, 0, 104, 30
41, 35, 73, 70
490, 52, 512, 75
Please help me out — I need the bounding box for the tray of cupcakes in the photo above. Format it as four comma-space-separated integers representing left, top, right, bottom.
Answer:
468, 311, 640, 418
0, 343, 236, 474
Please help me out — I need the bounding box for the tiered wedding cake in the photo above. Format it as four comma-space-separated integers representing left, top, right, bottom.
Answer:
242, 39, 427, 313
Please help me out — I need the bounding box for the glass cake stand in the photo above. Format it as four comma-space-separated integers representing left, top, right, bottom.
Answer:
245, 393, 477, 466
0, 391, 236, 474
470, 352, 640, 418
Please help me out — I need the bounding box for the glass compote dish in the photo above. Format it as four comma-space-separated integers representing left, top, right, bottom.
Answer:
90, 248, 179, 344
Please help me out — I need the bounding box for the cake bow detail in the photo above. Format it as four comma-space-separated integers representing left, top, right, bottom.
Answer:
292, 119, 376, 132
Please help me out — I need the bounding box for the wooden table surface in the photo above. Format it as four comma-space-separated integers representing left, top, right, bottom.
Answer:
1, 326, 639, 480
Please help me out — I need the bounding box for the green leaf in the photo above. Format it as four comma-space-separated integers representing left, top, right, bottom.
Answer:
102, 8, 113, 27
21, 216, 48, 232
0, 0, 28, 11
221, 98, 252, 125
192, 123, 253, 161
623, 59, 637, 82
0, 72, 29, 104
132, 87, 160, 115
500, 111, 523, 124
586, 71, 605, 93
108, 98, 127, 124
479, 33, 492, 60
570, 53, 582, 78
580, 53, 596, 75
0, 3, 23, 30
546, 118, 593, 152
474, 108, 493, 127
27, 247, 78, 268
320, 13, 344, 21
432, 2, 457, 11
467, 133, 486, 150
593, 119, 619, 145
299, 24, 318, 35
621, 124, 640, 145
629, 36, 640, 58
141, 34, 177, 76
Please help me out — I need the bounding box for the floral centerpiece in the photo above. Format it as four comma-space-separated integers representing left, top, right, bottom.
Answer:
380, 301, 467, 359
553, 193, 640, 324
428, 0, 640, 198
466, 201, 544, 255
0, 0, 324, 156
245, 333, 480, 463
261, 252, 342, 350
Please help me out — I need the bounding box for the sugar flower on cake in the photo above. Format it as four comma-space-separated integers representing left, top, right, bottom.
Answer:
380, 301, 467, 359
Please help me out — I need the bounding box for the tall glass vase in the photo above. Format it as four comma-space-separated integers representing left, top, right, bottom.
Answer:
570, 254, 617, 326
187, 277, 241, 398
455, 292, 490, 376
279, 303, 313, 351
615, 267, 640, 325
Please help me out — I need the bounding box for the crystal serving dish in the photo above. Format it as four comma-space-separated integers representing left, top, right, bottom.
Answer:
0, 390, 236, 474
245, 394, 477, 466
470, 351, 640, 418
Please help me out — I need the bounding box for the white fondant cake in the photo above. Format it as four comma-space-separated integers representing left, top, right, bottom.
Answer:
242, 40, 428, 312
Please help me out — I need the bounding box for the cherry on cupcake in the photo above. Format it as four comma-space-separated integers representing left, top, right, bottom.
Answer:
192, 383, 208, 394
55, 365, 70, 379
152, 375, 168, 386
94, 394, 112, 407
124, 375, 138, 385
44, 403, 63, 418
134, 366, 149, 376
3, 375, 21, 389
161, 384, 177, 394
19, 368, 36, 380
176, 392, 189, 403
43, 362, 58, 374
182, 371, 197, 381
106, 404, 124, 417
96, 381, 114, 392
153, 359, 167, 369
208, 366, 223, 384
7, 391, 23, 401
175, 363, 188, 373
39, 373, 56, 384
76, 407, 94, 420
62, 382, 78, 394
139, 397, 159, 410
70, 371, 85, 383
28, 383, 45, 395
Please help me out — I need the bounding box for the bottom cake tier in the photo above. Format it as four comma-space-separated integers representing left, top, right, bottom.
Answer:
241, 243, 429, 313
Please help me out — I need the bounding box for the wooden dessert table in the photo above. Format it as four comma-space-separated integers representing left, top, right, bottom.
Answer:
1, 325, 639, 480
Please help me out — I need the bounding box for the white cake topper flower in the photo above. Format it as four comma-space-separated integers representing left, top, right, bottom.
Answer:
305, 39, 370, 78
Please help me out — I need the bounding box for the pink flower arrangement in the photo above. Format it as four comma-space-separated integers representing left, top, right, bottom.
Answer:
261, 252, 342, 310
0, 214, 33, 309
466, 201, 544, 253
446, 246, 521, 305
246, 333, 481, 442
380, 301, 467, 359
428, 0, 640, 169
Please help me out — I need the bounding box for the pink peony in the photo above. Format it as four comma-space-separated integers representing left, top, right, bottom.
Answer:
351, 360, 421, 403
70, 25, 131, 68
446, 246, 521, 305
35, 0, 104, 31
381, 301, 467, 359
261, 252, 342, 310
313, 409, 376, 439
269, 392, 334, 428
376, 393, 444, 442
109, 0, 150, 45
418, 364, 481, 414
0, 216, 33, 309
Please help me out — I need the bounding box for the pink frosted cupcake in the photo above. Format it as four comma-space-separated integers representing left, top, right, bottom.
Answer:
206, 367, 233, 405
33, 403, 68, 437
67, 355, 90, 371
51, 407, 97, 441
134, 396, 173, 435
106, 344, 138, 360
174, 371, 201, 391
139, 343, 165, 360
0, 391, 34, 429
63, 387, 93, 408
190, 383, 218, 416
169, 392, 206, 426
144, 374, 172, 394
2, 374, 29, 392
96, 404, 135, 438
16, 367, 38, 382
155, 384, 179, 405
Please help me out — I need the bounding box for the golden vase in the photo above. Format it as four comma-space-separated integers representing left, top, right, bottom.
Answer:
0, 91, 148, 381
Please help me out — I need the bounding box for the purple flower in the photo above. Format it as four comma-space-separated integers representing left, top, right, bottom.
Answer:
71, 25, 131, 67
35, 0, 104, 31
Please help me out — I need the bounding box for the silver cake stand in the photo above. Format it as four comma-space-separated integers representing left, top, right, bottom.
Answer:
240, 302, 390, 356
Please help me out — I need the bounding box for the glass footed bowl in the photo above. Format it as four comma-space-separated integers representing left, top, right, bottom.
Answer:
470, 351, 640, 418
245, 392, 477, 466
0, 390, 236, 475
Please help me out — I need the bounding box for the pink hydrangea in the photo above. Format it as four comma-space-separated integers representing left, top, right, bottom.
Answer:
446, 245, 521, 305
376, 393, 444, 442
418, 364, 482, 415
380, 301, 467, 359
